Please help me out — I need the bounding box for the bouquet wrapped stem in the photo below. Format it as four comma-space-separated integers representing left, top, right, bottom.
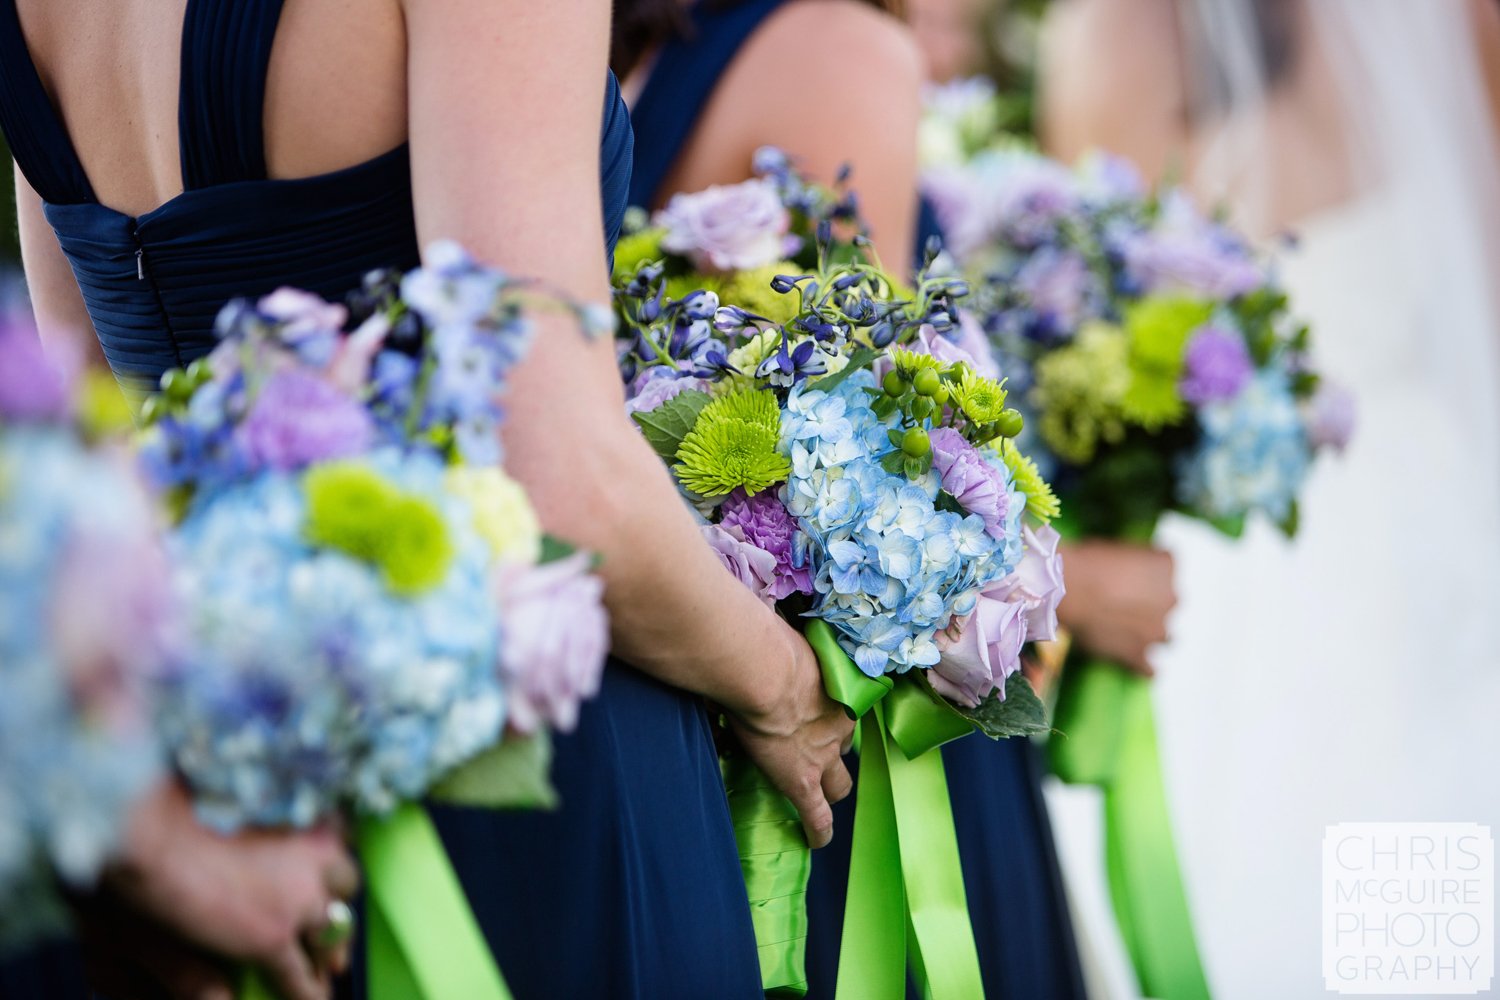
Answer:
725, 621, 983, 1000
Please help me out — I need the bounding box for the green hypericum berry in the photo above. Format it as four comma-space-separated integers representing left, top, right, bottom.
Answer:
912, 368, 942, 397
139, 395, 165, 425
997, 409, 1025, 438
883, 371, 907, 397
160, 368, 192, 402
901, 426, 931, 458
932, 386, 951, 409
186, 358, 212, 386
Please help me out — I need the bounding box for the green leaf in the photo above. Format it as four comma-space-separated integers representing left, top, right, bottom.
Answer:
955, 673, 1051, 739
631, 389, 712, 462
811, 347, 882, 394
887, 428, 905, 449
537, 535, 578, 565
880, 451, 906, 476
934, 491, 966, 516
1277, 499, 1301, 539
1207, 512, 1247, 539
429, 733, 558, 810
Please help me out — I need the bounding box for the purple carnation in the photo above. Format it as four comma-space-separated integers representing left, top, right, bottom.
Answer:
235, 369, 374, 471
0, 321, 72, 421
929, 427, 1010, 540
1180, 326, 1253, 405
719, 487, 814, 599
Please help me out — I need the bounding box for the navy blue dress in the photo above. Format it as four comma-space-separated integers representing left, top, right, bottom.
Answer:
632, 5, 1086, 997
0, 2, 760, 997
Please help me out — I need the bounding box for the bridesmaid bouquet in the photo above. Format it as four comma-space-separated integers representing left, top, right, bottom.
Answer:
0, 318, 167, 951
919, 85, 1353, 539
137, 243, 610, 998
920, 80, 1354, 1000
614, 159, 1066, 998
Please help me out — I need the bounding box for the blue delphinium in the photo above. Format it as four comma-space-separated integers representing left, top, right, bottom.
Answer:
1178, 369, 1311, 522
781, 371, 1020, 676
158, 447, 506, 831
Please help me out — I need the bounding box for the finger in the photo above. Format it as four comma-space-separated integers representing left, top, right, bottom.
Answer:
840, 730, 855, 755
263, 942, 329, 1000
321, 851, 361, 902
790, 786, 834, 850
822, 758, 853, 806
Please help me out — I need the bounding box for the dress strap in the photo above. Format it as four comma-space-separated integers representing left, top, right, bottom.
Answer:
627, 0, 789, 209
0, 0, 97, 204
178, 0, 287, 190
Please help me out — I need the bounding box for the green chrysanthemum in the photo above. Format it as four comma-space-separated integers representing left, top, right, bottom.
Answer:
1000, 445, 1060, 525
1030, 323, 1131, 464
304, 463, 398, 564
951, 367, 1010, 424
719, 261, 802, 327
1121, 296, 1214, 429
303, 462, 454, 595
378, 496, 456, 595
665, 273, 725, 304
674, 388, 789, 497
612, 228, 667, 282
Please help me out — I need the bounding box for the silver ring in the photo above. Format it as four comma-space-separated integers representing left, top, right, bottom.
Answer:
315, 899, 355, 950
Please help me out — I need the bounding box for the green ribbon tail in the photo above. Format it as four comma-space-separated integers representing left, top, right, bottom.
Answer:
885, 706, 984, 1000
1049, 657, 1211, 1000
835, 710, 908, 999
723, 755, 812, 997
357, 804, 514, 1000
836, 699, 983, 1000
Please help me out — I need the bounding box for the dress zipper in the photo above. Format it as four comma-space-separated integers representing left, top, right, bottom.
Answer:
136, 248, 145, 280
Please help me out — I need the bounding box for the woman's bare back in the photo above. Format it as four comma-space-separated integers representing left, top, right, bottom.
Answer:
14, 0, 408, 216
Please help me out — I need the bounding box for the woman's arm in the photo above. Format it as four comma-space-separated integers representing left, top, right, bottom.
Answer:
651, 0, 925, 269
14, 164, 103, 366
401, 0, 853, 845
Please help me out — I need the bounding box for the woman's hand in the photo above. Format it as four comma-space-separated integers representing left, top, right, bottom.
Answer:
1056, 539, 1178, 676
102, 781, 359, 1000
725, 625, 855, 849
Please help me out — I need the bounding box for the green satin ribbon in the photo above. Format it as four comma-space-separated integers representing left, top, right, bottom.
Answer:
359, 805, 513, 1000
812, 622, 984, 1000
723, 621, 983, 998
1049, 656, 1211, 1000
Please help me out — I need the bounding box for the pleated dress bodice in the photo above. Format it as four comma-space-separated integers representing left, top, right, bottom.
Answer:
0, 0, 632, 398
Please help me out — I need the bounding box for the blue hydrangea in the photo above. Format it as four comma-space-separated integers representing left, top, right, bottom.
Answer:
780, 371, 1020, 676
1178, 369, 1311, 522
0, 428, 165, 950
159, 447, 506, 831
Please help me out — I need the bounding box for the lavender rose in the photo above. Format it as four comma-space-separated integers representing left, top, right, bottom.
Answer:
929, 597, 1028, 708
929, 427, 1010, 540
1304, 380, 1357, 453
235, 369, 374, 471
657, 179, 791, 273
987, 523, 1066, 643
1180, 325, 1253, 405
0, 321, 72, 421
701, 522, 779, 608
626, 370, 709, 416
719, 487, 814, 599
1123, 193, 1263, 299
496, 552, 609, 734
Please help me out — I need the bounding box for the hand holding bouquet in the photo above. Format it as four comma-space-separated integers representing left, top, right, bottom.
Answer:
137, 243, 611, 999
